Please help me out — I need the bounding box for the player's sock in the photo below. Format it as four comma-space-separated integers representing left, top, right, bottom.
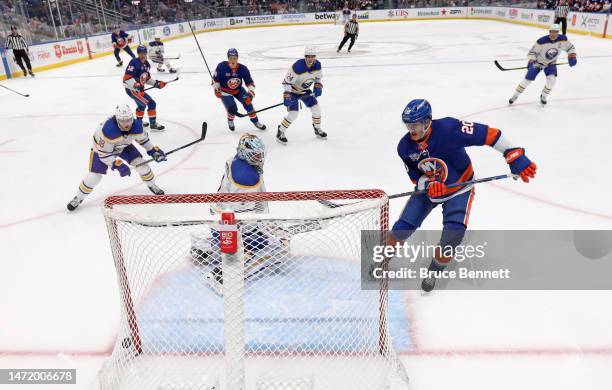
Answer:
540, 75, 556, 106
509, 79, 531, 104
68, 174, 102, 211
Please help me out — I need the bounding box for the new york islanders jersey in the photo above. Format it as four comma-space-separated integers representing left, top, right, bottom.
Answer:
213, 61, 255, 96
213, 156, 268, 213
397, 117, 502, 203
148, 40, 164, 61
111, 31, 131, 49
92, 117, 154, 166
283, 59, 322, 95
123, 58, 154, 91
528, 34, 576, 66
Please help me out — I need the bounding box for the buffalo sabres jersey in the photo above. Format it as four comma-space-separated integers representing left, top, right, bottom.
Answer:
123, 58, 154, 91
397, 117, 504, 203
213, 156, 268, 213
283, 59, 322, 95
528, 34, 576, 66
148, 40, 164, 61
111, 31, 130, 49
213, 61, 255, 96
92, 117, 154, 166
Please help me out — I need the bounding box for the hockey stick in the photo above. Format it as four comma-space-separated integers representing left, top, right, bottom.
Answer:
0, 83, 30, 97
136, 121, 207, 167
187, 21, 214, 80
318, 173, 518, 208
494, 60, 568, 71
235, 102, 284, 118
165, 54, 181, 60
143, 76, 179, 91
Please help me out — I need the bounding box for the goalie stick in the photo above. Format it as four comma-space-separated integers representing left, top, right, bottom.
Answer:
136, 121, 207, 167
494, 60, 568, 71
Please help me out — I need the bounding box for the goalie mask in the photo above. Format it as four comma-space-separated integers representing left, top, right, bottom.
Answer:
237, 133, 266, 170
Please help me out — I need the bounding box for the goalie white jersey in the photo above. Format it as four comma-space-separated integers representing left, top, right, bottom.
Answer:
213, 156, 268, 213
528, 34, 576, 66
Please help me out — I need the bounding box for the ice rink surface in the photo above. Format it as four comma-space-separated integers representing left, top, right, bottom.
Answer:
1, 19, 612, 389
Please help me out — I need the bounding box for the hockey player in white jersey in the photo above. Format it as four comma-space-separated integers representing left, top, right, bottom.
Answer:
277, 46, 327, 144
66, 104, 166, 211
190, 134, 289, 291
148, 35, 176, 73
509, 23, 577, 106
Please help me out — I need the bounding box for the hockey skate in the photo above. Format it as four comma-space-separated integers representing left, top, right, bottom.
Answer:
205, 266, 224, 295
228, 120, 235, 131
116, 60, 123, 67
147, 184, 165, 195
254, 122, 267, 131
28, 70, 35, 77
276, 126, 288, 145
157, 67, 165, 72
169, 68, 177, 74
149, 122, 165, 131
313, 125, 327, 140
540, 93, 547, 106
66, 196, 83, 211
508, 93, 519, 105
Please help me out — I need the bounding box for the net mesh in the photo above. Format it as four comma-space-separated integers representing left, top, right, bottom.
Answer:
100, 190, 409, 390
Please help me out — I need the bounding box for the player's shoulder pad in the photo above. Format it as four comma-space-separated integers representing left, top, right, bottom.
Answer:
101, 117, 124, 140
128, 119, 144, 135
230, 157, 261, 187
397, 133, 414, 156
557, 34, 569, 41
311, 60, 322, 71
292, 59, 308, 74
537, 35, 557, 44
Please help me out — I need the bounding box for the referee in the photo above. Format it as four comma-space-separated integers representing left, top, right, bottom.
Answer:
337, 14, 359, 53
554, 0, 570, 35
5, 26, 34, 77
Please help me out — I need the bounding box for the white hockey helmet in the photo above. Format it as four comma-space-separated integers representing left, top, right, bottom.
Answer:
115, 104, 134, 131
304, 46, 317, 57
549, 23, 561, 32
154, 33, 161, 40
237, 133, 266, 168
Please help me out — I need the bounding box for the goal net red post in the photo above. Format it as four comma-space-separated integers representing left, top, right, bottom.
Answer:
100, 190, 409, 390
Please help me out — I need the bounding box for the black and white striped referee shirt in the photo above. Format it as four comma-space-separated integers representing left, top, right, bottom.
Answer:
555, 5, 570, 18
5, 34, 28, 51
345, 20, 359, 35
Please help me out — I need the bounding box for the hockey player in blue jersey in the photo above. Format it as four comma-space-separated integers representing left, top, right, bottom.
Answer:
277, 46, 326, 144
389, 99, 537, 292
66, 104, 167, 211
111, 28, 135, 67
123, 45, 167, 131
509, 23, 577, 106
213, 48, 266, 132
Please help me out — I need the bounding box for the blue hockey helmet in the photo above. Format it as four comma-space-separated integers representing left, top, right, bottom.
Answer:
136, 45, 147, 55
401, 99, 432, 124
237, 133, 266, 168
227, 48, 239, 58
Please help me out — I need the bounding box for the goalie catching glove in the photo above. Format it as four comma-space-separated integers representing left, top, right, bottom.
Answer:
147, 146, 167, 162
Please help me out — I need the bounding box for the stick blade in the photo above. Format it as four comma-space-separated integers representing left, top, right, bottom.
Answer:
494, 60, 506, 71
201, 122, 207, 140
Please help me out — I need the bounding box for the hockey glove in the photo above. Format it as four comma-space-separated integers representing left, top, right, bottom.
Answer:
147, 146, 167, 162
245, 92, 253, 106
214, 88, 222, 98
568, 55, 577, 67
313, 83, 323, 97
154, 80, 166, 89
133, 82, 145, 94
283, 92, 293, 107
427, 180, 446, 198
504, 148, 537, 182
111, 160, 131, 177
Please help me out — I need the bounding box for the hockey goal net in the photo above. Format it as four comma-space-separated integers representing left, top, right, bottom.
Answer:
100, 190, 409, 390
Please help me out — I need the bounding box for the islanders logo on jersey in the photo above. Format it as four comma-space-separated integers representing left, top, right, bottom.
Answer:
417, 157, 448, 182
545, 48, 559, 60
139, 72, 150, 84
227, 77, 242, 89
